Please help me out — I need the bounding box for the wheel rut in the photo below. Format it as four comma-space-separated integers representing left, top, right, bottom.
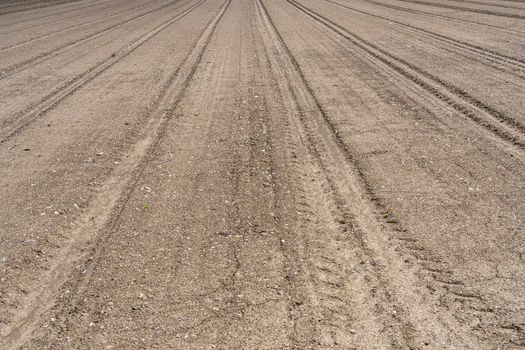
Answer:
0, 0, 84, 15
0, 0, 115, 27
322, 0, 525, 76
288, 0, 525, 151
0, 0, 121, 34
0, 0, 165, 52
451, 0, 525, 10
0, 0, 523, 347
256, 0, 484, 347
0, 0, 230, 348
360, 0, 525, 35
0, 0, 182, 78
0, 0, 205, 146
262, 0, 525, 345
395, 0, 525, 19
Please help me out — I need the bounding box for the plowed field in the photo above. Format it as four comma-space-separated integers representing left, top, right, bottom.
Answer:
0, 0, 524, 348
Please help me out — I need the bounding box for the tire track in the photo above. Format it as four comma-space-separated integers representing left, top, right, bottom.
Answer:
0, 0, 120, 37
289, 0, 525, 150
0, 0, 164, 52
245, 11, 319, 346
323, 0, 525, 75
0, 0, 180, 78
0, 0, 81, 10
0, 0, 82, 15
452, 0, 525, 10
0, 0, 230, 348
255, 1, 404, 346
395, 0, 525, 19
0, 0, 113, 26
273, 0, 525, 343
255, 0, 482, 347
360, 0, 525, 35
0, 0, 204, 145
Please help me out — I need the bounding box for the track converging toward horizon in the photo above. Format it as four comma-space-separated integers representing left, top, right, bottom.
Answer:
0, 0, 524, 348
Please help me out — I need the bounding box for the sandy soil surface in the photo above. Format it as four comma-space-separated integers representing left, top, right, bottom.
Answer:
0, 0, 524, 348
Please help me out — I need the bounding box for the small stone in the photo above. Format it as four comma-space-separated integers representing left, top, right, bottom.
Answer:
217, 231, 231, 237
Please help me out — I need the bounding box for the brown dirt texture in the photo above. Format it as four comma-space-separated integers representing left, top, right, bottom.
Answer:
0, 0, 524, 348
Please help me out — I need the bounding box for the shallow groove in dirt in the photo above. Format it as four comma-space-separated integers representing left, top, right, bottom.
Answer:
395, 0, 525, 19
0, 0, 523, 348
452, 0, 525, 10
360, 0, 525, 35
0, 0, 83, 15
0, 0, 116, 28
289, 0, 525, 150
324, 0, 525, 72
257, 0, 482, 347
0, 0, 165, 52
259, 0, 525, 346
0, 0, 182, 78
0, 0, 205, 145
0, 0, 123, 35
0, 0, 230, 348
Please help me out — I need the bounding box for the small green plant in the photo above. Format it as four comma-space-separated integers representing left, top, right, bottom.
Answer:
143, 204, 150, 210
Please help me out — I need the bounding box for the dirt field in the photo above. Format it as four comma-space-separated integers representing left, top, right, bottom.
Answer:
0, 0, 524, 348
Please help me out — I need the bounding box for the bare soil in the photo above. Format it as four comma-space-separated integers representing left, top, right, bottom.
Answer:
0, 0, 524, 348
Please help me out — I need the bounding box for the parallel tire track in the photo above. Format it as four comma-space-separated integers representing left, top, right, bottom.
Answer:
255, 0, 409, 346
0, 0, 114, 27
0, 0, 121, 34
0, 0, 180, 78
0, 0, 231, 348
289, 0, 525, 150
452, 0, 525, 10
324, 0, 525, 74
395, 0, 525, 19
360, 0, 525, 35
0, 0, 204, 145
0, 0, 82, 15
273, 4, 522, 342
0, 0, 164, 52
255, 0, 481, 347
